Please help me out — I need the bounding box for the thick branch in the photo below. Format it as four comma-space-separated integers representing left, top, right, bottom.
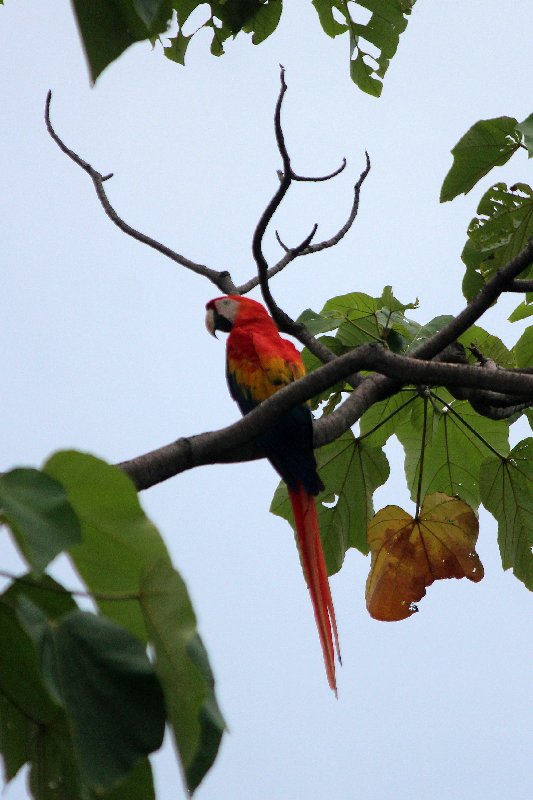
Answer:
507, 279, 533, 292
119, 343, 533, 489
45, 91, 238, 294
412, 237, 533, 360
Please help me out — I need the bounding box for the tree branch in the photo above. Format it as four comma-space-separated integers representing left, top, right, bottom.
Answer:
412, 237, 533, 360
45, 91, 238, 294
119, 342, 533, 490
237, 151, 371, 295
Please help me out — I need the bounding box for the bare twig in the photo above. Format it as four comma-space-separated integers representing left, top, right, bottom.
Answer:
45, 91, 238, 294
239, 152, 371, 295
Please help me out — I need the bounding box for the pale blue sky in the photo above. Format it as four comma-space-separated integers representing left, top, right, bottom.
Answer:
2, 2, 532, 799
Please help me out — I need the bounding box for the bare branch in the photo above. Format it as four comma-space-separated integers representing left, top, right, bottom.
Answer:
292, 158, 347, 182
45, 91, 238, 294
238, 152, 371, 294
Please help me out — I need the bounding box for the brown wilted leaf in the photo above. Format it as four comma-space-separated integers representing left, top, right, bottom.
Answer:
366, 493, 483, 621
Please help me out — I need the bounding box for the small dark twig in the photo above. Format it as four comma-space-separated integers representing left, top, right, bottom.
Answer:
275, 230, 290, 252
292, 158, 347, 182
45, 91, 238, 294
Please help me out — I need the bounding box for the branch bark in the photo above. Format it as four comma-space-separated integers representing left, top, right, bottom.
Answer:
119, 342, 533, 490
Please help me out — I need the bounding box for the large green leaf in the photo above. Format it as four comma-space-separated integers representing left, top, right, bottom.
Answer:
313, 0, 415, 96
271, 431, 389, 571
440, 117, 522, 202
140, 561, 225, 795
45, 451, 168, 641
0, 577, 157, 799
72, 0, 172, 83
17, 601, 165, 791
396, 394, 510, 509
460, 182, 533, 300
480, 439, 533, 589
0, 469, 81, 574
44, 451, 224, 794
242, 0, 282, 44
358, 390, 417, 446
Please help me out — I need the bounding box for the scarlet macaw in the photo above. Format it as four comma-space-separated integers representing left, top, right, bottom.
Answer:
205, 295, 341, 693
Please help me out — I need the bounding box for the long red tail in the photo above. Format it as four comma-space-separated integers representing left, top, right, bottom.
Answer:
289, 485, 341, 694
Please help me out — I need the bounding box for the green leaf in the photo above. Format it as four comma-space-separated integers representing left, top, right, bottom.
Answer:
210, 0, 263, 33
72, 0, 172, 83
104, 759, 156, 800
379, 285, 419, 314
403, 315, 455, 352
0, 468, 81, 575
44, 451, 168, 641
16, 602, 166, 791
242, 0, 282, 44
173, 0, 203, 26
508, 299, 533, 322
0, 599, 58, 728
0, 575, 79, 787
164, 30, 192, 64
359, 390, 417, 446
460, 182, 533, 299
349, 0, 414, 96
322, 291, 379, 317
296, 308, 343, 335
301, 335, 350, 411
27, 715, 85, 800
44, 452, 224, 793
140, 560, 225, 795
440, 117, 522, 202
0, 694, 28, 783
350, 52, 382, 97
271, 431, 389, 571
313, 1, 414, 95
312, 0, 348, 37
458, 325, 515, 368
517, 113, 533, 158
397, 394, 510, 509
480, 439, 533, 589
513, 326, 533, 367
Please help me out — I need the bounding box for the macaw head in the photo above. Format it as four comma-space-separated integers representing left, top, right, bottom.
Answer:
205, 295, 269, 336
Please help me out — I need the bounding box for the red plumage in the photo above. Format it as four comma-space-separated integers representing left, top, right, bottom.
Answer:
206, 295, 341, 693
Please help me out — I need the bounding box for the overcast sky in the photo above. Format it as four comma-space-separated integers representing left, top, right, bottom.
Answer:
2, 2, 532, 799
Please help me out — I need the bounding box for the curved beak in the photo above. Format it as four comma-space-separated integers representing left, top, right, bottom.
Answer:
205, 308, 217, 337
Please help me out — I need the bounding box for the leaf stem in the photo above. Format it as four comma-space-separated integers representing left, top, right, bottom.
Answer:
358, 391, 417, 442
415, 393, 429, 519
430, 391, 507, 460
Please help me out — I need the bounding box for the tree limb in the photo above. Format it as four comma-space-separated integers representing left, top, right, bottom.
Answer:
45, 91, 238, 294
119, 342, 533, 490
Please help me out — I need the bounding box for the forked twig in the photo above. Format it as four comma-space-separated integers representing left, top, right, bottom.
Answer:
251, 67, 369, 379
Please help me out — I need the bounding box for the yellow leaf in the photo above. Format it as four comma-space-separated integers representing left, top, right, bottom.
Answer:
366, 493, 483, 621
